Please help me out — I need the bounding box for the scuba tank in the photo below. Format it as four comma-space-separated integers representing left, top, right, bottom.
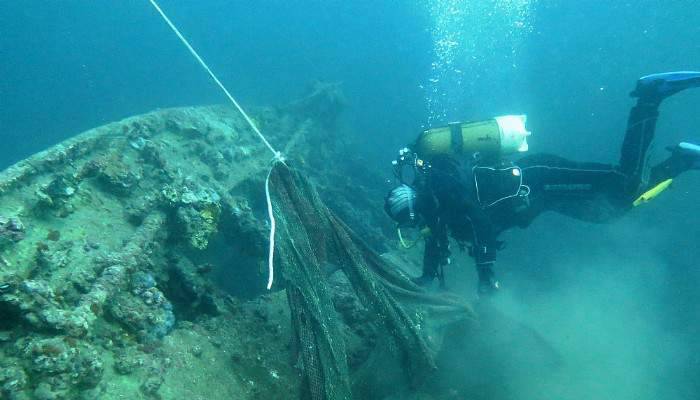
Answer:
413, 115, 531, 158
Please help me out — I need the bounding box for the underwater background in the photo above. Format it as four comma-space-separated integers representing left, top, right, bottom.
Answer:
1, 0, 699, 399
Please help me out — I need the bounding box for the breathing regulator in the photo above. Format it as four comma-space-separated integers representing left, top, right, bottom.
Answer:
391, 147, 429, 185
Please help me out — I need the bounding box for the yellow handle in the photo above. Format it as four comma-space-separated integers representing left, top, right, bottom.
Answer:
633, 178, 673, 207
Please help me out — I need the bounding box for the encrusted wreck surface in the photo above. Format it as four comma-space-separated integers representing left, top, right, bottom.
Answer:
0, 86, 394, 400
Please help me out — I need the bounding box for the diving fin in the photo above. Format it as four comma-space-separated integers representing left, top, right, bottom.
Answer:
665, 141, 700, 171
678, 142, 700, 169
631, 71, 700, 100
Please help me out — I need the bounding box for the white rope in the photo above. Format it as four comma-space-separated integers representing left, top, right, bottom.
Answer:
264, 166, 277, 290
147, 0, 281, 160
147, 0, 284, 290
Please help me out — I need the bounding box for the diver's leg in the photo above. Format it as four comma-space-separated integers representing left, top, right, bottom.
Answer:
617, 99, 660, 196
512, 73, 700, 222
621, 71, 700, 194
517, 154, 628, 224
417, 235, 440, 285
414, 223, 449, 286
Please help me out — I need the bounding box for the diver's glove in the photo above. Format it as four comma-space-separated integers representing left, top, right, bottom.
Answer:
476, 261, 500, 296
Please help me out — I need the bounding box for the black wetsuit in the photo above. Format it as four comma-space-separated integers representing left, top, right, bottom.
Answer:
418, 98, 695, 285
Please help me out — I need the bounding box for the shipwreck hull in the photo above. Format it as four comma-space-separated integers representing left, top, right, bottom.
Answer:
0, 86, 479, 400
0, 97, 344, 399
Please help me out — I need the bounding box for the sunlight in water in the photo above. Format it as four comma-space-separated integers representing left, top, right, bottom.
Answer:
424, 0, 537, 126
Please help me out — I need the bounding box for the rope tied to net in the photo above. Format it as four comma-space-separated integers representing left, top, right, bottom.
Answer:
264, 157, 284, 290
148, 0, 283, 289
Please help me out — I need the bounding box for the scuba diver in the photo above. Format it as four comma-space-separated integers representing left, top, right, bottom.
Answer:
384, 71, 700, 295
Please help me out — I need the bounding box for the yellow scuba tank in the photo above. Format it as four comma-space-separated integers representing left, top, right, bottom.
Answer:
414, 115, 531, 158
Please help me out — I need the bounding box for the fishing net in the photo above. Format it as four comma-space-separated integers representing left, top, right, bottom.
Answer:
268, 163, 475, 400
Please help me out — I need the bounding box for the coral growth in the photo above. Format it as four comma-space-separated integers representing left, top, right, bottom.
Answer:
0, 216, 25, 249
95, 156, 142, 196
0, 335, 104, 399
34, 176, 78, 216
161, 183, 222, 250
107, 272, 175, 344
162, 257, 221, 320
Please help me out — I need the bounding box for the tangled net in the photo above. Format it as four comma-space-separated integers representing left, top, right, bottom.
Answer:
269, 164, 475, 399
